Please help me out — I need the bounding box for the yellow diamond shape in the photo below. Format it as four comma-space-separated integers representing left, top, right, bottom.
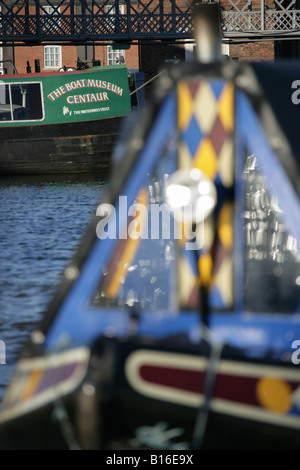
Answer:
218, 82, 234, 133
178, 81, 194, 132
218, 201, 233, 249
198, 253, 213, 288
218, 137, 234, 188
193, 137, 218, 180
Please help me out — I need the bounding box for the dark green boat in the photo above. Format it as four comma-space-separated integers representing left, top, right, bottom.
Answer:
0, 64, 132, 175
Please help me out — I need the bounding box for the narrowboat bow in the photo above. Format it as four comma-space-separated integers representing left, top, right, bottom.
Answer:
0, 64, 139, 175
1, 4, 300, 450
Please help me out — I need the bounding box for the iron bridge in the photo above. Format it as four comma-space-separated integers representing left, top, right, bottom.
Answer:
0, 0, 300, 46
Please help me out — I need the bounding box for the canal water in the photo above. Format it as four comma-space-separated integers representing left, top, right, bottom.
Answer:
0, 173, 108, 401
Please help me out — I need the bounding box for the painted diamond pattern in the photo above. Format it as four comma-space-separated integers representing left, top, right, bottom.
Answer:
194, 81, 218, 135
177, 79, 234, 310
210, 115, 228, 155
182, 115, 204, 158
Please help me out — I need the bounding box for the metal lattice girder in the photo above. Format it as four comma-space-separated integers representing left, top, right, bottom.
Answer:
0, 0, 194, 44
222, 0, 300, 36
1, 0, 300, 45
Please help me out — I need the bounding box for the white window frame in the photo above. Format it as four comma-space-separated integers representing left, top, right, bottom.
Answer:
44, 45, 62, 69
42, 5, 58, 15
106, 5, 125, 65
107, 44, 125, 65
42, 5, 61, 31
42, 5, 60, 18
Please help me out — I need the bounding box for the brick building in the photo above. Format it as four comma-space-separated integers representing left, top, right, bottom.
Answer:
0, 1, 195, 99
1, 0, 297, 86
1, 2, 141, 75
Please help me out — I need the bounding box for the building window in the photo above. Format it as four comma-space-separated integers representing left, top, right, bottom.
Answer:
42, 5, 61, 32
107, 45, 125, 65
106, 5, 125, 65
42, 5, 57, 14
44, 45, 62, 69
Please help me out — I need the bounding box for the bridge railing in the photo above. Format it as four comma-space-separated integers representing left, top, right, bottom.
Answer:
0, 0, 300, 44
0, 0, 193, 43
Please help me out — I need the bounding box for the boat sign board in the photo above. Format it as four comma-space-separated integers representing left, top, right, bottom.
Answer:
0, 65, 131, 127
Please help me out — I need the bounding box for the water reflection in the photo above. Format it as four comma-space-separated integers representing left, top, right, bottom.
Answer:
0, 173, 108, 399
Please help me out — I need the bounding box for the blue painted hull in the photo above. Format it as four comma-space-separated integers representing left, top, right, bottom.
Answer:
1, 59, 300, 449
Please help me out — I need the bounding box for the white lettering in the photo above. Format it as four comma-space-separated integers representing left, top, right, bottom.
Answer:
291, 80, 300, 105
128, 203, 148, 239
66, 93, 109, 105
292, 340, 300, 364
0, 340, 5, 364
95, 196, 205, 249
106, 455, 140, 467
48, 78, 122, 102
